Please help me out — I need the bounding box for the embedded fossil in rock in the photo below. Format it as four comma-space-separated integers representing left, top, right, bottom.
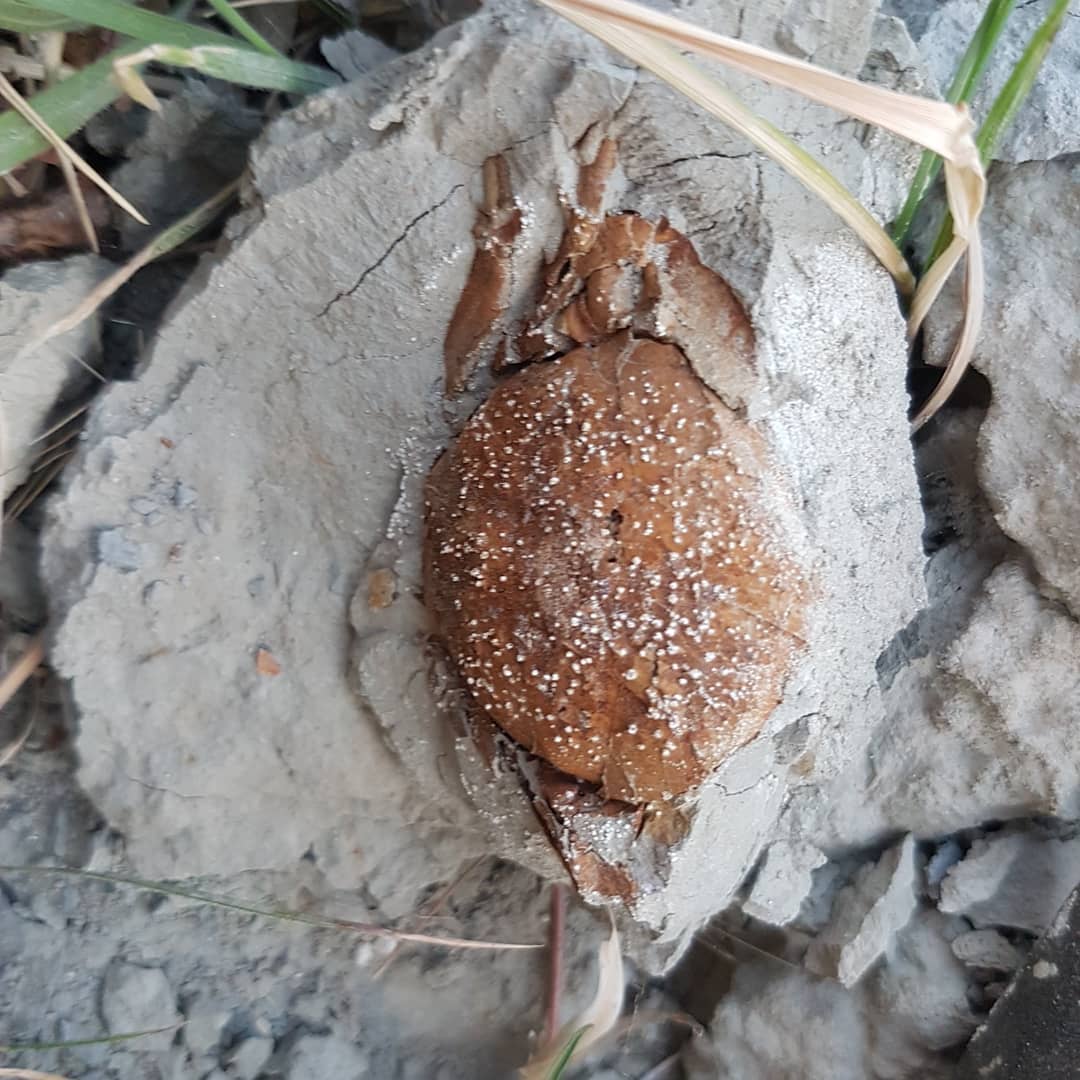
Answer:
425, 140, 807, 894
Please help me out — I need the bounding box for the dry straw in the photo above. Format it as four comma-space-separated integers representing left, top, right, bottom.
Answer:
0, 863, 543, 952
0, 1070, 76, 1079
0, 633, 44, 768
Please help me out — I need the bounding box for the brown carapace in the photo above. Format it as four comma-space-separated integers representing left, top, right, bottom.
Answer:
424, 140, 806, 805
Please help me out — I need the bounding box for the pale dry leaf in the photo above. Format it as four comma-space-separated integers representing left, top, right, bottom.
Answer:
520, 920, 624, 1078
112, 63, 162, 112
908, 159, 986, 428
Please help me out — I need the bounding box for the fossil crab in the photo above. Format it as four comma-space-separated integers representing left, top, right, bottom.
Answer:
424, 139, 807, 902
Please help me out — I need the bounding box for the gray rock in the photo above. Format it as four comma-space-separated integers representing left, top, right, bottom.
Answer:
0, 723, 99, 867
682, 960, 930, 1080
951, 929, 1024, 972
129, 496, 159, 517
1032, 959, 1058, 980
871, 909, 975, 1053
881, 0, 941, 41
955, 887, 1080, 1079
916, 0, 1079, 163
945, 563, 1080, 808
287, 1034, 369, 1079
224, 1035, 274, 1080
26, 885, 72, 931
781, 545, 1080, 855
174, 482, 198, 509
687, 905, 975, 1078
939, 829, 1080, 934
0, 894, 27, 965
320, 30, 399, 80
810, 153, 1080, 964
96, 528, 142, 573
775, 0, 855, 61
744, 839, 828, 926
806, 836, 922, 986
930, 159, 1080, 614
100, 961, 180, 1052
182, 1007, 229, 1059
84, 100, 148, 157
926, 839, 963, 894
839, 836, 921, 986
110, 81, 263, 251
42, 0, 924, 940
0, 255, 109, 499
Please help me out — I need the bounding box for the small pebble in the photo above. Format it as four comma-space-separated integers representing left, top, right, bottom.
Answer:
97, 528, 142, 573
129, 496, 158, 516
174, 482, 198, 509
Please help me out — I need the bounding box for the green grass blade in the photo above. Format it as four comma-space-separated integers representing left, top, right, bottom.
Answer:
20, 0, 246, 48
926, 0, 1070, 266
125, 43, 339, 92
0, 1027, 179, 1053
0, 0, 81, 31
205, 0, 282, 57
146, 181, 239, 256
0, 44, 142, 173
544, 1026, 592, 1080
971, 0, 1070, 162
891, 0, 1017, 246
